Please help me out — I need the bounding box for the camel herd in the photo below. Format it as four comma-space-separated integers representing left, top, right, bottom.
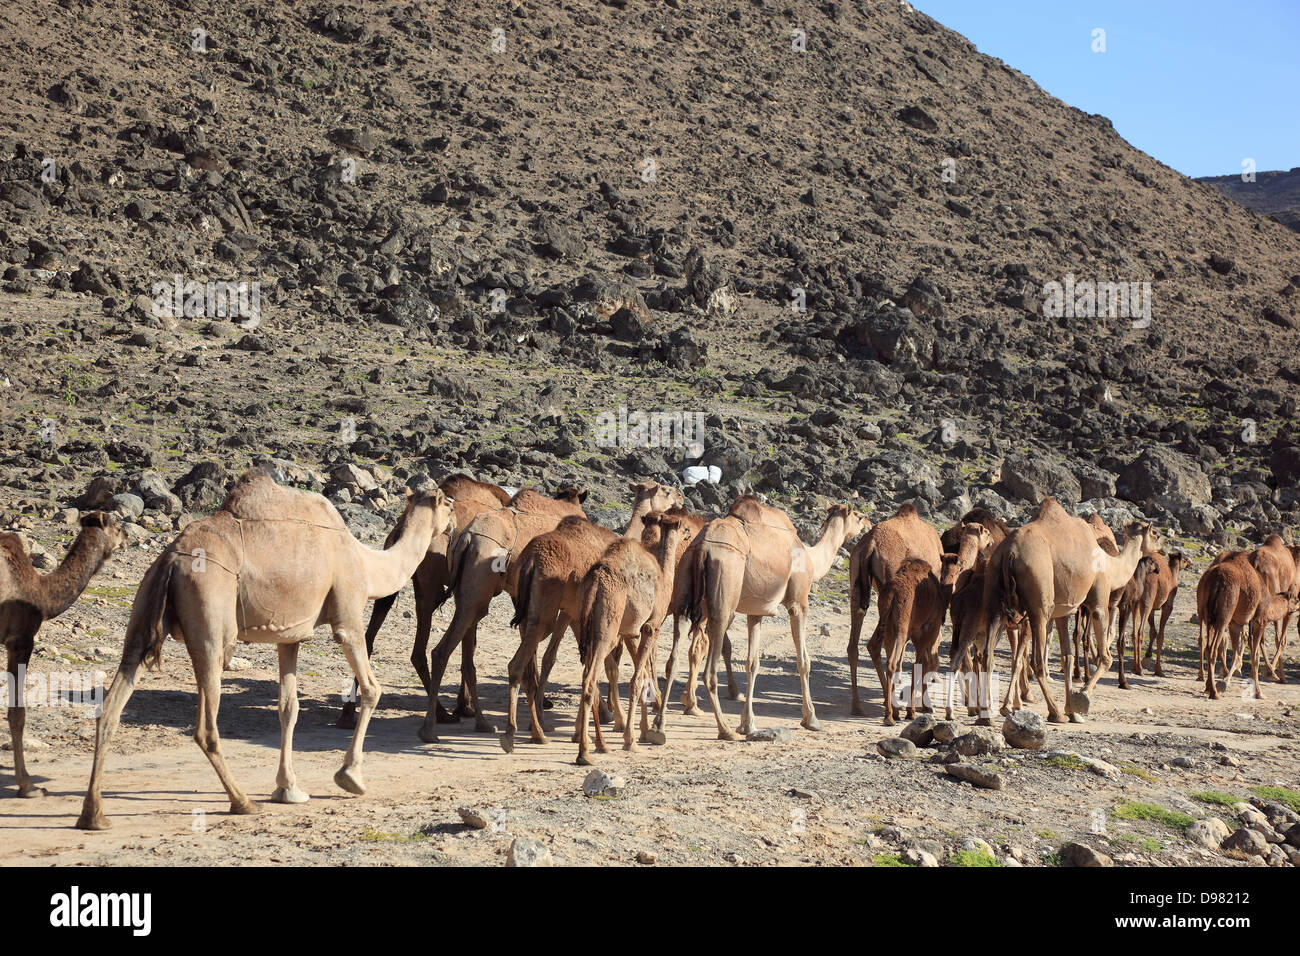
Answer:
0, 466, 1297, 829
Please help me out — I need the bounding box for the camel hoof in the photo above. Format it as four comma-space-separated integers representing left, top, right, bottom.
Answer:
1047, 713, 1069, 724
575, 755, 593, 766
17, 785, 47, 799
801, 716, 822, 732
499, 734, 515, 754
230, 798, 262, 815
726, 683, 740, 700
75, 811, 112, 831
529, 733, 549, 746
652, 714, 666, 732
717, 729, 740, 741
436, 704, 460, 724
623, 742, 639, 753
452, 703, 477, 719
333, 767, 366, 796
335, 711, 358, 731
645, 728, 667, 746
270, 786, 309, 805
681, 704, 702, 717
850, 703, 867, 717
1068, 712, 1086, 724
882, 716, 895, 727
1117, 681, 1128, 690
474, 717, 496, 733
417, 723, 440, 744
1153, 667, 1165, 678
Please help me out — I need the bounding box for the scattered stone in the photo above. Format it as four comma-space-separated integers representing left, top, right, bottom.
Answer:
952, 728, 1005, 757
931, 720, 959, 744
582, 769, 626, 797
1220, 827, 1269, 860
1001, 709, 1047, 749
904, 846, 939, 867
900, 714, 936, 746
457, 807, 490, 830
1186, 817, 1230, 850
946, 763, 1004, 790
877, 737, 917, 758
507, 837, 553, 867
226, 657, 251, 671
746, 726, 792, 743
636, 850, 657, 865
1060, 842, 1113, 867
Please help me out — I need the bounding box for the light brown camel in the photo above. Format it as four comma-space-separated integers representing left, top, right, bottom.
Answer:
1198, 551, 1266, 699
1069, 514, 1120, 680
1113, 555, 1158, 689
1249, 535, 1300, 682
415, 484, 588, 742
870, 557, 946, 725
336, 473, 507, 729
979, 498, 1160, 723
498, 482, 683, 752
1135, 550, 1192, 677
574, 512, 690, 764
939, 507, 1010, 556
76, 470, 453, 830
1276, 544, 1300, 680
688, 498, 865, 739
2, 513, 125, 798
670, 505, 862, 729
847, 503, 941, 717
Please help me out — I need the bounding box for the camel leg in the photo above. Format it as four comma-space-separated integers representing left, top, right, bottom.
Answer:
1224, 623, 1246, 686
656, 613, 685, 732
413, 582, 460, 724
722, 633, 738, 700
848, 600, 868, 717
605, 643, 625, 732
459, 624, 492, 732
790, 602, 821, 731
420, 593, 486, 742
1082, 603, 1114, 697
574, 643, 606, 765
1031, 614, 1066, 723
1153, 602, 1173, 676
76, 624, 156, 830
1248, 623, 1266, 700
1115, 606, 1130, 690
339, 591, 395, 730
702, 610, 740, 741
681, 623, 707, 716
1270, 615, 1292, 683
867, 620, 894, 725
534, 614, 565, 729
5, 640, 45, 799
335, 623, 381, 795
500, 624, 542, 753
736, 615, 764, 737
270, 642, 309, 803
1058, 616, 1084, 721
189, 638, 260, 816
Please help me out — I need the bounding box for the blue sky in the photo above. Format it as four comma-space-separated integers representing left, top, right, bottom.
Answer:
913, 0, 1299, 178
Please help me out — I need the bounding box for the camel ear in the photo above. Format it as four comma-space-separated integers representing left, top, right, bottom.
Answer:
631, 481, 649, 495
578, 489, 589, 503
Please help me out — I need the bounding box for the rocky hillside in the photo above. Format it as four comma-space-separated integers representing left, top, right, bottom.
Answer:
1199, 167, 1300, 233
1, 0, 1299, 547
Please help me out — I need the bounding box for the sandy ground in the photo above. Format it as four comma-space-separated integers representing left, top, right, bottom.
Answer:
2, 536, 1297, 868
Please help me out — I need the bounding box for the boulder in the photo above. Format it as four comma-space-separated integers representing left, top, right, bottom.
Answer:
1060, 842, 1113, 867
1001, 710, 1047, 750
506, 837, 553, 867
877, 737, 917, 758
1117, 447, 1211, 507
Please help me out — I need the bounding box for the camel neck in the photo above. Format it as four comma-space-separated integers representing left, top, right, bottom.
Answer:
35, 530, 110, 619
360, 502, 435, 599
804, 517, 847, 581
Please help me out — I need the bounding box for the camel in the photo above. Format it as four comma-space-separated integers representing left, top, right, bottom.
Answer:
498, 482, 683, 752
76, 470, 454, 830
978, 498, 1161, 723
1249, 536, 1300, 682
870, 558, 947, 724
336, 473, 509, 729
847, 503, 941, 717
1134, 550, 1192, 677
413, 484, 587, 742
2, 513, 125, 798
688, 498, 865, 739
1198, 551, 1266, 700
1069, 514, 1120, 680
939, 507, 1009, 556
1113, 555, 1158, 690
573, 512, 691, 763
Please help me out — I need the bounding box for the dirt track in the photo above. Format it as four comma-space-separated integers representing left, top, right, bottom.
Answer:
3, 537, 1297, 867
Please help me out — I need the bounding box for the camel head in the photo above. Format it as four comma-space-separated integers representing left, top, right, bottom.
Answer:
554, 485, 589, 505
824, 503, 868, 545
1168, 551, 1191, 575
1122, 520, 1162, 556
405, 487, 455, 539
78, 511, 127, 556
641, 511, 691, 555
630, 480, 684, 514
938, 522, 991, 589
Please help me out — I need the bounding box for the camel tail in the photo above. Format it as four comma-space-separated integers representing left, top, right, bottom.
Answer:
125, 550, 177, 672
853, 540, 876, 619
446, 528, 472, 598
510, 555, 536, 630
687, 544, 708, 627
578, 566, 622, 667
880, 577, 916, 649
997, 547, 1022, 626
1205, 573, 1237, 636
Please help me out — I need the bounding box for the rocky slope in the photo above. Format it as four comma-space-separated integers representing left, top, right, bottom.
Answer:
1199, 168, 1300, 233
1, 0, 1298, 544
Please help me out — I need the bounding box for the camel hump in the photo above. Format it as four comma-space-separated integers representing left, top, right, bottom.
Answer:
220, 470, 345, 528
441, 474, 510, 505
